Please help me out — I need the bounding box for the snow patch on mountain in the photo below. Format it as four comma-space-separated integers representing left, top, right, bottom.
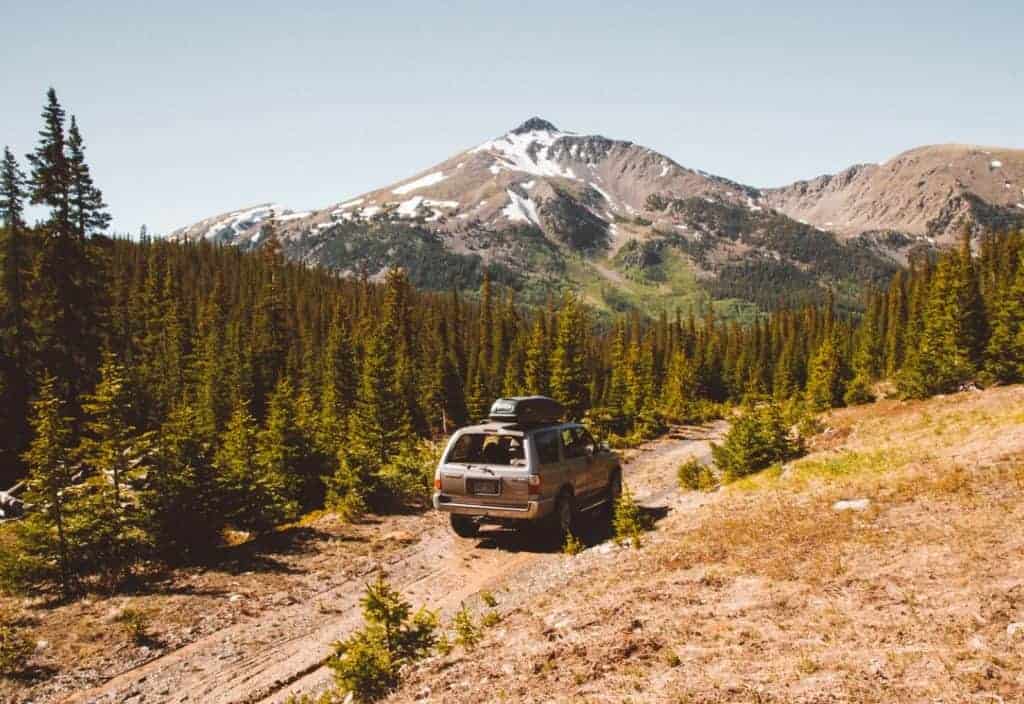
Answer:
502, 189, 541, 227
393, 171, 447, 195
473, 126, 579, 180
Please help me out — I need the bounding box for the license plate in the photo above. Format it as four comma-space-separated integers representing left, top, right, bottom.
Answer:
468, 478, 500, 495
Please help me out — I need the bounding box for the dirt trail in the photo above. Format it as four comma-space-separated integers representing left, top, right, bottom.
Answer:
66, 424, 724, 704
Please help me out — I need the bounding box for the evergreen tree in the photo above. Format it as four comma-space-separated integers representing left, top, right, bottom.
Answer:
26, 88, 104, 407
78, 352, 151, 584
141, 403, 221, 562
66, 116, 111, 237
523, 315, 550, 395
983, 254, 1024, 383
257, 377, 318, 510
0, 148, 32, 480
805, 331, 844, 411
550, 296, 590, 420
215, 399, 295, 532
14, 375, 77, 594
317, 316, 356, 454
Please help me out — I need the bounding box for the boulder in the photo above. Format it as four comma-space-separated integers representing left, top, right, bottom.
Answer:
832, 498, 871, 512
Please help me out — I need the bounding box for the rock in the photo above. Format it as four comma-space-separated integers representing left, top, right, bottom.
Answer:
967, 634, 988, 652
380, 530, 418, 545
1008, 622, 1024, 639
832, 498, 871, 512
35, 639, 49, 652
102, 606, 127, 624
228, 593, 243, 603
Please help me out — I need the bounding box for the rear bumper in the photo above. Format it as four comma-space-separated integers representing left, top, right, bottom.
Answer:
432, 493, 555, 521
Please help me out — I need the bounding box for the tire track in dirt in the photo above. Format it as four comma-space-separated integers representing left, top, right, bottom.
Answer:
65, 424, 724, 704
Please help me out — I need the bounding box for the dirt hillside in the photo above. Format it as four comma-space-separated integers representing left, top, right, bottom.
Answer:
385, 385, 1024, 703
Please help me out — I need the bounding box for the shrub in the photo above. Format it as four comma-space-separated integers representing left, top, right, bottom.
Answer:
712, 400, 801, 483
479, 590, 497, 608
0, 611, 33, 678
327, 575, 437, 702
562, 531, 584, 555
613, 484, 646, 548
377, 440, 443, 507
453, 604, 481, 651
677, 458, 717, 492
480, 610, 501, 628
116, 607, 151, 644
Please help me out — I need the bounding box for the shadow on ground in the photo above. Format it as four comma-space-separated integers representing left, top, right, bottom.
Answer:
468, 502, 671, 554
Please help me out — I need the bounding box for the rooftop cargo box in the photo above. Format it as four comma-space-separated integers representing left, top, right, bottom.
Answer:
488, 396, 564, 425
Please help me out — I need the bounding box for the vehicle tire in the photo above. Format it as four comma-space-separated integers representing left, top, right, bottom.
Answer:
450, 514, 480, 538
552, 492, 576, 544
605, 469, 623, 516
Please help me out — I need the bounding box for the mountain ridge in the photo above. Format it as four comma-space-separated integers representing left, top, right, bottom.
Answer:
167, 120, 1024, 315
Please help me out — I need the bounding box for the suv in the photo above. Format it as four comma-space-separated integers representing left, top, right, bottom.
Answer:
432, 397, 622, 540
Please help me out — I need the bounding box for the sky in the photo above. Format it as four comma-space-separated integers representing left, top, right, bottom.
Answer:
2, 0, 1021, 235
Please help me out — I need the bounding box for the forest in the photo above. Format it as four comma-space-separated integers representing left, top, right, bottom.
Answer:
1, 90, 1023, 598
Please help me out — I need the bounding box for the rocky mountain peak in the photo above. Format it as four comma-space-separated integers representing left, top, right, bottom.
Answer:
509, 117, 559, 135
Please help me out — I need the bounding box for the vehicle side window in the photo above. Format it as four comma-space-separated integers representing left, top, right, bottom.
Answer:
577, 428, 596, 455
562, 428, 587, 459
533, 430, 561, 465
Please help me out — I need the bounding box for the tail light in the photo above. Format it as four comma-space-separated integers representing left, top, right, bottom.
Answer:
527, 474, 542, 496
433, 477, 442, 491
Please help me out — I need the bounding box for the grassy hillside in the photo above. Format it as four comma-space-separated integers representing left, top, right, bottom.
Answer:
388, 385, 1024, 703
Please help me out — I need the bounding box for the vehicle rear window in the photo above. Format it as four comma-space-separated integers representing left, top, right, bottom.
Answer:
446, 433, 525, 466
533, 430, 561, 465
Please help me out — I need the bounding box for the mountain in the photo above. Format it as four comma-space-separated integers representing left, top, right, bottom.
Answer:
167, 121, 1023, 316
763, 144, 1024, 246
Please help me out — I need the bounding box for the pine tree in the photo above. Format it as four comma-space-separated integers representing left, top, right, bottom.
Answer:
317, 316, 356, 454
550, 296, 590, 420
141, 403, 221, 562
662, 350, 697, 422
78, 352, 149, 585
215, 399, 295, 532
983, 252, 1024, 383
257, 377, 318, 510
27, 88, 104, 408
26, 88, 71, 233
0, 148, 33, 481
805, 330, 844, 411
523, 315, 550, 395
0, 147, 27, 232
15, 375, 77, 594
66, 115, 111, 237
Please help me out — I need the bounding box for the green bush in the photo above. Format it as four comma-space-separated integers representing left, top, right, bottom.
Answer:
712, 400, 801, 483
479, 590, 497, 608
327, 575, 437, 702
377, 440, 443, 507
676, 458, 717, 492
613, 484, 646, 548
453, 604, 481, 651
116, 607, 151, 644
562, 531, 584, 555
0, 611, 33, 678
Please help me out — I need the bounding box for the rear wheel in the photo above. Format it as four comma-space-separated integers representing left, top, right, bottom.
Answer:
449, 514, 480, 538
552, 492, 576, 544
606, 470, 623, 511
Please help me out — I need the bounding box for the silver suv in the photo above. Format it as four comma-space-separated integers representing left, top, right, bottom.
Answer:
432, 397, 622, 540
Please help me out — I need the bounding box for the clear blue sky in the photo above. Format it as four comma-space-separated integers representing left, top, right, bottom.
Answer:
3, 0, 1021, 235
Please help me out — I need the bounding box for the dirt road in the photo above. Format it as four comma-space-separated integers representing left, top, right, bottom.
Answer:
66, 423, 724, 704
